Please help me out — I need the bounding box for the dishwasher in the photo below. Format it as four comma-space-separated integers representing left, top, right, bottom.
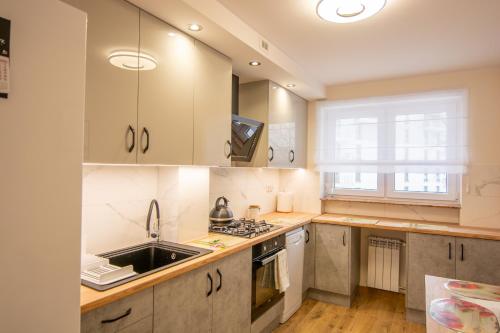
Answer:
281, 227, 305, 323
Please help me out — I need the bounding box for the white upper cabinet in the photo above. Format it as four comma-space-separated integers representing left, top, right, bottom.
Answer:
237, 80, 308, 168
83, 0, 140, 163
193, 41, 232, 167
137, 11, 195, 165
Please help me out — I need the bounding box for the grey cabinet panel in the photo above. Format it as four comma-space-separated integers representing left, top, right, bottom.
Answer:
154, 266, 212, 333
119, 316, 152, 333
315, 224, 350, 295
407, 233, 455, 311
83, 0, 139, 163
137, 11, 195, 165
456, 237, 500, 285
193, 41, 232, 167
302, 223, 315, 293
212, 249, 252, 333
82, 288, 153, 333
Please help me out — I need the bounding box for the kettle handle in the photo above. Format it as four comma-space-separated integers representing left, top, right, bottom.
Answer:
215, 196, 229, 207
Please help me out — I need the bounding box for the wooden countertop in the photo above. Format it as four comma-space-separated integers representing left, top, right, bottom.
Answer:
313, 214, 500, 241
425, 275, 500, 332
80, 212, 318, 313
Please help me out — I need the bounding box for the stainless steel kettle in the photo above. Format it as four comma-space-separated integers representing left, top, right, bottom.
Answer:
209, 196, 234, 224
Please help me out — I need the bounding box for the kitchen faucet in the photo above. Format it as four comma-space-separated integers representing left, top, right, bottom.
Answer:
146, 199, 160, 241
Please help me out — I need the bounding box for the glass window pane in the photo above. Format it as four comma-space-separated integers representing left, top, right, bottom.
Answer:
334, 172, 378, 191
394, 173, 447, 193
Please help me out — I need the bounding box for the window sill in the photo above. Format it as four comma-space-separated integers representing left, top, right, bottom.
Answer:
321, 195, 461, 208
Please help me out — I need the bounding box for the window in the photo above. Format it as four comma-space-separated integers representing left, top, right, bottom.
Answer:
317, 91, 467, 203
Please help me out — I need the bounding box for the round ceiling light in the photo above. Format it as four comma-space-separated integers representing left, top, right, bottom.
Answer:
286, 84, 296, 88
249, 61, 261, 66
316, 0, 386, 23
108, 51, 157, 71
188, 23, 203, 31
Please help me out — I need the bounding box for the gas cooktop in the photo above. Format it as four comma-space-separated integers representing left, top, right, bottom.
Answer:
209, 218, 281, 238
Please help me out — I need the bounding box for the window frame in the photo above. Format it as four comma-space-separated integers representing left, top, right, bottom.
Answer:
325, 172, 460, 204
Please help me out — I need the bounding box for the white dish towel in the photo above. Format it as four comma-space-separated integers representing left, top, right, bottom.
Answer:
274, 249, 290, 293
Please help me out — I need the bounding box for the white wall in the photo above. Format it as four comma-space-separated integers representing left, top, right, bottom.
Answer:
0, 1, 86, 332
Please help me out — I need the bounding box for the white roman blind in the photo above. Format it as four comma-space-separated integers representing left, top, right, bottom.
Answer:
316, 90, 468, 174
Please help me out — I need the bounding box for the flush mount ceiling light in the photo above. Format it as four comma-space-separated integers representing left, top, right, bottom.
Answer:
316, 0, 386, 23
286, 84, 296, 88
167, 32, 177, 37
249, 61, 261, 66
108, 51, 157, 71
188, 23, 203, 31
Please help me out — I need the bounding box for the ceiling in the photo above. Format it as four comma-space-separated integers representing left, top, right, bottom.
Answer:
217, 0, 500, 85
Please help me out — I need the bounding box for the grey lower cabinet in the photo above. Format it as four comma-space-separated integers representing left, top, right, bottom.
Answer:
302, 223, 315, 295
313, 224, 360, 306
407, 233, 455, 312
81, 288, 154, 333
455, 237, 500, 285
154, 248, 252, 333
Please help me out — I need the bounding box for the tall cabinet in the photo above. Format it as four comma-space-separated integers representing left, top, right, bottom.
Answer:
236, 80, 308, 168
82, 0, 232, 165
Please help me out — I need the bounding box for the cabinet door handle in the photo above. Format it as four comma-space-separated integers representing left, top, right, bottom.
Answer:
448, 242, 452, 260
268, 146, 274, 162
141, 127, 150, 154
216, 268, 222, 292
460, 244, 464, 261
342, 231, 346, 246
305, 230, 310, 243
225, 140, 232, 159
101, 308, 132, 324
127, 125, 135, 153
289, 150, 295, 163
207, 273, 213, 297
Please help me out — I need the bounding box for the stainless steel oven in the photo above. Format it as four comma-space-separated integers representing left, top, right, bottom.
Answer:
251, 234, 286, 321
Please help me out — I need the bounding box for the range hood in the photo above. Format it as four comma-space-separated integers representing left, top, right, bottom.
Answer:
231, 115, 264, 162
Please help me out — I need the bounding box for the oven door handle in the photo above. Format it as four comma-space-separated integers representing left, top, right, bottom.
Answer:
260, 253, 279, 265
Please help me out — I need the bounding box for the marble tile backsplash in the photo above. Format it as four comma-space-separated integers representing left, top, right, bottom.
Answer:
209, 167, 280, 219
460, 165, 500, 229
323, 200, 460, 224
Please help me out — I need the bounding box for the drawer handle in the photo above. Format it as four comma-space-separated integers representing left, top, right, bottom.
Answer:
141, 127, 150, 154
289, 150, 295, 163
101, 308, 132, 324
342, 231, 346, 246
448, 242, 452, 260
216, 268, 222, 292
207, 273, 213, 297
461, 243, 464, 261
268, 146, 274, 162
127, 125, 135, 153
305, 230, 310, 243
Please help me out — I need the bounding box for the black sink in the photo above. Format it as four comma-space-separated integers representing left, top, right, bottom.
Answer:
81, 241, 212, 291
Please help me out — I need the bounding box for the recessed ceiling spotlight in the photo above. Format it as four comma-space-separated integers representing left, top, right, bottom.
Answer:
249, 61, 261, 66
286, 84, 296, 88
188, 23, 203, 32
316, 0, 386, 23
272, 86, 278, 90
167, 32, 177, 37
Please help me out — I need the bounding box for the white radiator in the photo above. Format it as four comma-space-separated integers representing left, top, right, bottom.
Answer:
367, 237, 402, 292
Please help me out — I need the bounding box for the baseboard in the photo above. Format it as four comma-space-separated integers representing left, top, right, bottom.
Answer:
406, 308, 426, 325
307, 288, 355, 307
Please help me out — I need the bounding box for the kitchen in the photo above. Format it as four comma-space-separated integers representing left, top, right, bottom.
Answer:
2, 1, 500, 333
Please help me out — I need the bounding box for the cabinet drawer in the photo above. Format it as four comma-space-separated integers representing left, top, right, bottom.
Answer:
118, 316, 152, 333
82, 288, 153, 333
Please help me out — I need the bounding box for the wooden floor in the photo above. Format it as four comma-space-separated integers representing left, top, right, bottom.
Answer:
274, 287, 426, 333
